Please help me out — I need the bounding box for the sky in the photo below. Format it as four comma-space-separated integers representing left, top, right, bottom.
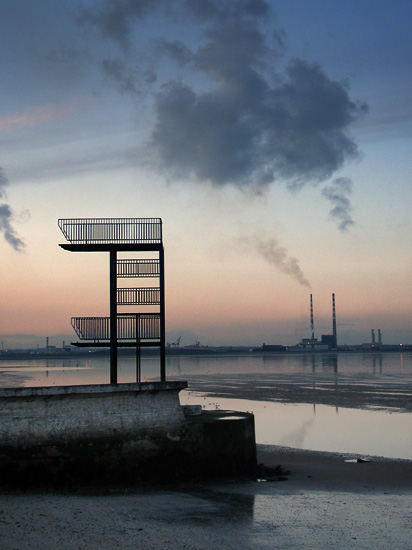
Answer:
0, 0, 412, 348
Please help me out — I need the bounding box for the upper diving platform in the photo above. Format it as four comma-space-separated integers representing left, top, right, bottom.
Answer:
58, 218, 163, 252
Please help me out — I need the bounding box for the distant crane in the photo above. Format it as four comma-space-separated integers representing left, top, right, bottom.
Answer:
167, 336, 181, 349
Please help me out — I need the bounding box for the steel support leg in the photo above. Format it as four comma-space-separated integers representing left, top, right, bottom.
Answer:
159, 246, 166, 382
109, 247, 118, 384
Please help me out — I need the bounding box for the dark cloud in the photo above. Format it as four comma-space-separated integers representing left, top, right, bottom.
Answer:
194, 20, 270, 80
101, 58, 139, 94
239, 235, 311, 288
143, 3, 367, 190
77, 0, 166, 49
79, 0, 270, 47
185, 0, 270, 22
0, 168, 26, 251
143, 69, 157, 84
149, 51, 366, 189
78, 0, 366, 202
322, 177, 355, 231
150, 80, 258, 184
159, 41, 193, 68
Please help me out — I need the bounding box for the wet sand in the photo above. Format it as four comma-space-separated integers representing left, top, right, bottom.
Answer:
1, 444, 412, 550
183, 371, 412, 412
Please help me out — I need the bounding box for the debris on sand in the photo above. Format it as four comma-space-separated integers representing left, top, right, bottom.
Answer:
256, 463, 291, 482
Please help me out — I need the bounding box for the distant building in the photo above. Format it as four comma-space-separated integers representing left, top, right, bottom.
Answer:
299, 337, 329, 351
261, 343, 287, 352
321, 334, 335, 347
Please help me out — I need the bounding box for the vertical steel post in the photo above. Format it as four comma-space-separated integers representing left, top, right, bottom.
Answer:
159, 245, 166, 382
136, 314, 141, 383
110, 247, 118, 384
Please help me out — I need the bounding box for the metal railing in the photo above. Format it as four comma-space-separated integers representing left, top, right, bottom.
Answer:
58, 218, 162, 244
71, 314, 161, 341
117, 288, 160, 305
117, 259, 160, 278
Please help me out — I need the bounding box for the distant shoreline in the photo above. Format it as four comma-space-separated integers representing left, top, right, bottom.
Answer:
1, 347, 412, 361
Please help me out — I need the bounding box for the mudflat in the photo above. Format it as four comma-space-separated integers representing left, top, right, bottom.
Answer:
1, 444, 412, 550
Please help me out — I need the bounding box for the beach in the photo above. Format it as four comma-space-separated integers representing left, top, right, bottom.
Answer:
2, 354, 412, 548
1, 444, 412, 550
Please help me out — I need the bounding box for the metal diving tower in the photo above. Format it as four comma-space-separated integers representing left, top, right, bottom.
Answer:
58, 218, 166, 384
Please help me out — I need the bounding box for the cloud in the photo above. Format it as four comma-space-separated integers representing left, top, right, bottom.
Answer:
77, 0, 270, 48
239, 235, 311, 288
148, 23, 367, 190
0, 168, 26, 252
101, 58, 140, 94
158, 41, 193, 68
77, 0, 166, 50
192, 0, 270, 20
77, 1, 366, 192
322, 177, 355, 231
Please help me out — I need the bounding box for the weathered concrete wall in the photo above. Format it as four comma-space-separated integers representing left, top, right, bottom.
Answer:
0, 383, 257, 488
0, 382, 187, 447
184, 411, 257, 479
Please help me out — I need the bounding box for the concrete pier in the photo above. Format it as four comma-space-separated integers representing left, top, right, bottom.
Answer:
0, 383, 256, 488
0, 382, 187, 446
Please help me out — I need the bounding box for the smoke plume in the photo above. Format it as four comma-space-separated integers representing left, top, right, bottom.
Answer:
0, 168, 26, 251
241, 235, 311, 288
0, 167, 7, 198
322, 177, 355, 231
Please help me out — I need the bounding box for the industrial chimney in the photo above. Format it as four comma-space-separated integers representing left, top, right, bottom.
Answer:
332, 293, 337, 348
310, 294, 314, 339
371, 329, 375, 346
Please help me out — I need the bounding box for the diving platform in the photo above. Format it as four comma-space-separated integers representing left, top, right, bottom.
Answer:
71, 314, 161, 343
59, 218, 166, 384
58, 218, 162, 245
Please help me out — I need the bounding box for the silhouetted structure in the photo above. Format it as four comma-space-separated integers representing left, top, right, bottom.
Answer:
332, 293, 337, 348
310, 294, 314, 339
59, 218, 165, 384
300, 293, 338, 350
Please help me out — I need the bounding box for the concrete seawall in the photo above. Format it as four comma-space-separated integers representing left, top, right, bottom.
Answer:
0, 383, 256, 488
0, 382, 187, 446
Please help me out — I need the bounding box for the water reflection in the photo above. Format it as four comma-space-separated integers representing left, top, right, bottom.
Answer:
180, 393, 412, 459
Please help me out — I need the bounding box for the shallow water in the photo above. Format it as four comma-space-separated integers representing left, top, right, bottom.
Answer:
1, 352, 412, 459
180, 393, 412, 459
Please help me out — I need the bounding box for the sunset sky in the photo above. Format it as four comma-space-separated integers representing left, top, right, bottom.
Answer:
1, 0, 411, 348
